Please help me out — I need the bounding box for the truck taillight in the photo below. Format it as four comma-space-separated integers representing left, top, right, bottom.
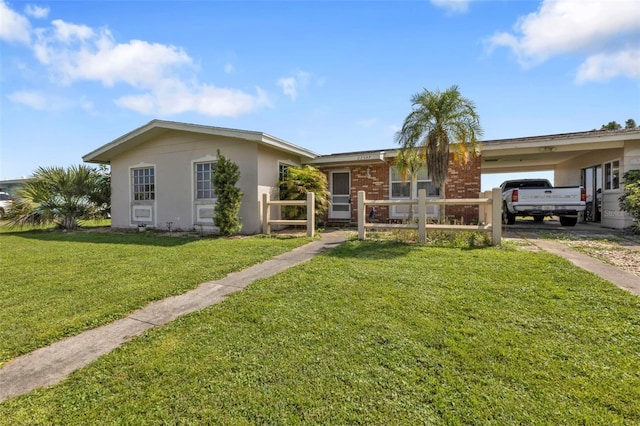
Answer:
512, 189, 518, 203
581, 187, 586, 202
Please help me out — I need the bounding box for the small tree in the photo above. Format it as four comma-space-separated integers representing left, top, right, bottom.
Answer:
394, 147, 425, 221
619, 169, 640, 232
625, 119, 637, 129
601, 121, 622, 130
279, 165, 329, 225
211, 150, 243, 236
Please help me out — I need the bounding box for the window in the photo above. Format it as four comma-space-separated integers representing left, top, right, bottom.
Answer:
390, 166, 439, 198
279, 163, 292, 183
195, 162, 217, 200
132, 167, 155, 201
604, 160, 620, 190
278, 163, 295, 200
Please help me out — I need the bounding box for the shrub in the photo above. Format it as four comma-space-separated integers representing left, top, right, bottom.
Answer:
279, 165, 329, 225
212, 150, 243, 236
619, 169, 640, 232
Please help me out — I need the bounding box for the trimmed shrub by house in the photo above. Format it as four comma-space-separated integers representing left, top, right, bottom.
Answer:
212, 150, 243, 236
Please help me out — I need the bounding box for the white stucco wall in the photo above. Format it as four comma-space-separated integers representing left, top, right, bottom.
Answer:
109, 130, 309, 234
553, 145, 636, 228
109, 131, 262, 233
256, 145, 303, 229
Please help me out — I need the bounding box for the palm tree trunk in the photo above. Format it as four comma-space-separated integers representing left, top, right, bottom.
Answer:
439, 182, 446, 223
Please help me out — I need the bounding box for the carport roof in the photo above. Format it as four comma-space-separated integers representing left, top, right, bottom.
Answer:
480, 128, 640, 174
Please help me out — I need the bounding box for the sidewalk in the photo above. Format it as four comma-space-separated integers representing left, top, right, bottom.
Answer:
0, 230, 349, 403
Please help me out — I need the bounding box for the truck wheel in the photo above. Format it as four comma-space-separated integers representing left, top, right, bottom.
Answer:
502, 204, 516, 225
584, 203, 593, 222
533, 215, 544, 223
559, 216, 577, 227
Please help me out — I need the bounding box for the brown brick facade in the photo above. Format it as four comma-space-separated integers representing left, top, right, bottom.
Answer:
319, 154, 481, 225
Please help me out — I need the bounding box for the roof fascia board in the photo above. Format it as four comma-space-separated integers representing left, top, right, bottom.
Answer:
481, 130, 640, 151
308, 150, 389, 166
84, 120, 318, 163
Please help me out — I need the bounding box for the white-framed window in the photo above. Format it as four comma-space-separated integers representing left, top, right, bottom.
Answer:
132, 167, 155, 201
195, 162, 217, 200
390, 166, 439, 198
279, 162, 293, 183
278, 162, 296, 200
604, 160, 620, 191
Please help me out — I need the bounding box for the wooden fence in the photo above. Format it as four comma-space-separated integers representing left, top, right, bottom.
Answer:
262, 192, 315, 237
357, 188, 502, 245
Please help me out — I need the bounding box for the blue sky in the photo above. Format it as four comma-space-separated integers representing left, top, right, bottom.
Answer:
1, 0, 639, 190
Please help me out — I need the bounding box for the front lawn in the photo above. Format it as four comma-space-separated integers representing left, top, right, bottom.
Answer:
0, 227, 310, 365
2, 240, 638, 424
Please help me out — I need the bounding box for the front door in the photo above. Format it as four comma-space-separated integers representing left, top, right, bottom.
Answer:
330, 171, 351, 219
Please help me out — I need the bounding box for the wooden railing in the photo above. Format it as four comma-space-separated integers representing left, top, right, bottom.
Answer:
357, 188, 502, 245
262, 192, 315, 237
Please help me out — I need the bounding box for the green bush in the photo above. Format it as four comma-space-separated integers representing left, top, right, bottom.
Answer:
279, 165, 329, 225
619, 169, 640, 231
212, 150, 243, 236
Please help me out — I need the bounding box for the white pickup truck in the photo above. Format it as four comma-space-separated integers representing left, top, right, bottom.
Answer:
501, 179, 586, 227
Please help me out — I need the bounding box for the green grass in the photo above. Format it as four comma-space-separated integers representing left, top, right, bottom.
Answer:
2, 240, 639, 424
0, 227, 310, 364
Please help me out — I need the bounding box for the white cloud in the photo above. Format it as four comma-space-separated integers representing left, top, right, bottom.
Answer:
430, 0, 473, 13
277, 77, 298, 100
277, 70, 311, 100
576, 48, 640, 83
7, 90, 79, 111
356, 118, 377, 128
485, 0, 640, 81
1, 1, 269, 117
8, 90, 46, 109
51, 19, 94, 43
0, 0, 31, 44
224, 63, 234, 74
25, 4, 49, 19
115, 80, 271, 117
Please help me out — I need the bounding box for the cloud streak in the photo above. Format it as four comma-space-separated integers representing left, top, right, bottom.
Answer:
430, 0, 474, 13
277, 70, 311, 100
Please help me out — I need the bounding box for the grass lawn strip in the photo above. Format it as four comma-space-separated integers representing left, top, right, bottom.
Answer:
0, 229, 310, 365
1, 241, 638, 424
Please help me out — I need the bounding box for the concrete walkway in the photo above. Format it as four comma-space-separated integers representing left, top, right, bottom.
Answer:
0, 230, 348, 403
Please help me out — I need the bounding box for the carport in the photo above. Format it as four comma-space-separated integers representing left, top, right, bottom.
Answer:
480, 129, 640, 229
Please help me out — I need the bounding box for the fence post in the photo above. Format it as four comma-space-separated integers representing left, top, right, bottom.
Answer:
306, 192, 315, 237
358, 191, 366, 240
478, 190, 488, 224
262, 193, 270, 235
491, 187, 502, 245
418, 189, 426, 244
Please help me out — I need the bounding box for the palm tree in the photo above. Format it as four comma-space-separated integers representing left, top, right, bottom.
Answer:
394, 147, 425, 221
395, 85, 482, 219
7, 165, 110, 230
279, 165, 329, 225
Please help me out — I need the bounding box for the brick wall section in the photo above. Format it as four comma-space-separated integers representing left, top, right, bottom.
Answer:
320, 154, 481, 224
444, 156, 481, 224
